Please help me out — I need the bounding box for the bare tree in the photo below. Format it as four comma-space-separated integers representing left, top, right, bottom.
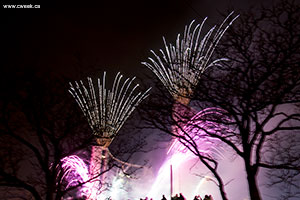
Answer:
140, 0, 300, 200
0, 68, 93, 199
263, 129, 300, 200
197, 0, 300, 199
0, 68, 149, 199
140, 13, 238, 200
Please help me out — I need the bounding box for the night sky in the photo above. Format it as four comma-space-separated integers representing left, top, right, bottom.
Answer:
2, 0, 272, 80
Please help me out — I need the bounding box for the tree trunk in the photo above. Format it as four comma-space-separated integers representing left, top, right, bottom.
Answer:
245, 166, 262, 200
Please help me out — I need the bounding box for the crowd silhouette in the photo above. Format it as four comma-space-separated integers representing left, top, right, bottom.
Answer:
139, 194, 213, 200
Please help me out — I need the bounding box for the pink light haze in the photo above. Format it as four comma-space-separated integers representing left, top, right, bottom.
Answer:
58, 108, 232, 199
148, 107, 231, 199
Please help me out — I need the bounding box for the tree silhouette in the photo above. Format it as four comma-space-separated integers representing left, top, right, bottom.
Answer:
0, 68, 95, 199
140, 0, 300, 199
203, 1, 300, 199
0, 68, 149, 199
141, 13, 237, 200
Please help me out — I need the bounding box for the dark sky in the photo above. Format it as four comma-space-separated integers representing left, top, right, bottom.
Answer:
2, 0, 273, 80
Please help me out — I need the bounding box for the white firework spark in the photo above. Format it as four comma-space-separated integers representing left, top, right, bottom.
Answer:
168, 107, 231, 158
69, 72, 151, 141
142, 12, 238, 99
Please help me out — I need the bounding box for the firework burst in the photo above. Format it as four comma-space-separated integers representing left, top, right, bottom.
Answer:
69, 71, 151, 147
66, 72, 151, 199
142, 12, 238, 101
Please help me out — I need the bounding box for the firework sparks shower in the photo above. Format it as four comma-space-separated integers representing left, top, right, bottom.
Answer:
142, 11, 238, 104
143, 13, 238, 198
147, 107, 232, 199
61, 72, 151, 199
69, 72, 151, 140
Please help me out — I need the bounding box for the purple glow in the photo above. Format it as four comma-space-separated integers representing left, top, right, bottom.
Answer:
148, 108, 230, 199
58, 155, 92, 198
58, 153, 109, 199
169, 107, 230, 157
58, 149, 139, 199
57, 108, 230, 199
88, 146, 105, 200
67, 72, 151, 199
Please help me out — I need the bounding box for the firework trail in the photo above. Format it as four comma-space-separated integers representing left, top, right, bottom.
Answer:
58, 72, 150, 199
147, 107, 231, 198
55, 155, 92, 198
143, 13, 237, 198
69, 72, 151, 140
168, 107, 230, 157
142, 12, 238, 103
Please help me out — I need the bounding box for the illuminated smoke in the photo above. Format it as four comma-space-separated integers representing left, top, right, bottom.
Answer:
147, 108, 230, 199
169, 107, 230, 158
